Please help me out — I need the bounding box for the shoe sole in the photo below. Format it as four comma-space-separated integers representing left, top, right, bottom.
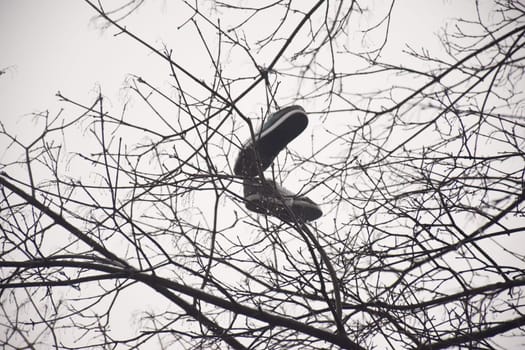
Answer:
245, 195, 322, 222
234, 108, 308, 176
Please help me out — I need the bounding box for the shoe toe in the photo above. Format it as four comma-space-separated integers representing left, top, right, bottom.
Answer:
292, 198, 323, 221
245, 196, 322, 222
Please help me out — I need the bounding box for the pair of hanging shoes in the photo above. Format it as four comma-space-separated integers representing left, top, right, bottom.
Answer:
234, 105, 322, 222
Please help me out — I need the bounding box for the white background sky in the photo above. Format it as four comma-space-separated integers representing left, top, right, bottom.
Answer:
1, 0, 478, 197
2, 1, 521, 349
1, 0, 474, 136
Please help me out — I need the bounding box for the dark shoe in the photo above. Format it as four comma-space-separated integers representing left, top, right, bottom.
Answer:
243, 178, 322, 222
234, 106, 308, 177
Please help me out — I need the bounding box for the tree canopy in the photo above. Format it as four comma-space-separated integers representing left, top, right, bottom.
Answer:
1, 1, 524, 349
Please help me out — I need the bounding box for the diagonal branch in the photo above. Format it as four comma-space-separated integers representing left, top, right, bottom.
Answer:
0, 172, 130, 268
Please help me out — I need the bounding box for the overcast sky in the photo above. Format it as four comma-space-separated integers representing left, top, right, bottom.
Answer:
0, 0, 476, 135
2, 1, 519, 348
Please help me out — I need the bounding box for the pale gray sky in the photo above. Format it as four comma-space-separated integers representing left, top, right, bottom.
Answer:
1, 1, 521, 349
1, 0, 477, 133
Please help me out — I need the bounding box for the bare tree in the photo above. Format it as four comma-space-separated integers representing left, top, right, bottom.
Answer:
1, 1, 524, 349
